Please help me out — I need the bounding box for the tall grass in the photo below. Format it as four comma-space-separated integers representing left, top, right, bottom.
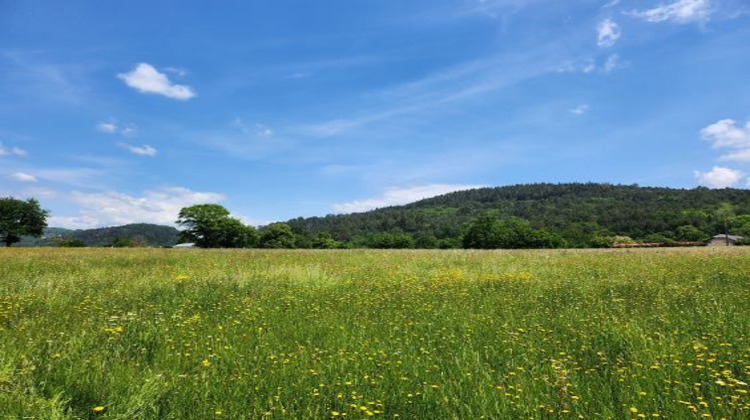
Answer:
1, 248, 748, 418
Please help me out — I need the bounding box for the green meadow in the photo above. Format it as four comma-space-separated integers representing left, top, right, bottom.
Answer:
1, 248, 748, 419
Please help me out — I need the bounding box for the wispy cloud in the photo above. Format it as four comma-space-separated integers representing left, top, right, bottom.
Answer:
95, 121, 117, 133
701, 119, 750, 148
557, 55, 621, 74
300, 47, 566, 138
0, 143, 27, 156
628, 0, 713, 24
719, 149, 750, 162
694, 166, 743, 188
31, 167, 106, 188
1, 50, 93, 106
701, 118, 750, 162
9, 172, 37, 182
603, 54, 621, 72
96, 119, 138, 137
118, 63, 196, 100
49, 186, 225, 229
118, 143, 157, 157
333, 184, 483, 213
597, 19, 622, 47
569, 104, 589, 115
233, 118, 274, 137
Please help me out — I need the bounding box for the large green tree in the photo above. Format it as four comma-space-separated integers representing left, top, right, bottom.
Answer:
259, 223, 296, 248
0, 197, 48, 247
462, 212, 566, 249
176, 204, 257, 248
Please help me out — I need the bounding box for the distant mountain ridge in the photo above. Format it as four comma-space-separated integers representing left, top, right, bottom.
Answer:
286, 183, 750, 246
16, 223, 179, 247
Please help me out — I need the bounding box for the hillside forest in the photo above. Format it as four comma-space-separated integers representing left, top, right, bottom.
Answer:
13, 183, 750, 249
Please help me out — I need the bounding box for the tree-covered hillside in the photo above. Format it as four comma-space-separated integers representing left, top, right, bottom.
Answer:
15, 224, 179, 247
286, 183, 750, 247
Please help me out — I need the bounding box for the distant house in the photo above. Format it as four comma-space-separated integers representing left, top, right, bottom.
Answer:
708, 234, 744, 246
173, 242, 197, 249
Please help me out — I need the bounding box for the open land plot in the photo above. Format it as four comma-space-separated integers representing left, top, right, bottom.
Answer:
0, 248, 748, 419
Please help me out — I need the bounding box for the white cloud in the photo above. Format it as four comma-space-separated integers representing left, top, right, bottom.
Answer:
32, 167, 106, 188
21, 186, 59, 198
233, 118, 275, 137
117, 63, 195, 100
597, 19, 622, 47
9, 172, 37, 182
120, 125, 138, 137
118, 143, 157, 157
719, 149, 750, 162
95, 121, 117, 133
49, 186, 225, 229
557, 57, 622, 74
0, 143, 28, 156
628, 0, 713, 24
163, 67, 188, 77
603, 54, 621, 72
256, 125, 274, 137
701, 119, 750, 148
95, 120, 138, 137
333, 184, 483, 213
694, 166, 743, 188
570, 104, 589, 115
582, 59, 597, 73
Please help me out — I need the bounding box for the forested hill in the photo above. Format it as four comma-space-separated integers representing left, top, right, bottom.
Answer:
16, 223, 179, 247
286, 183, 750, 247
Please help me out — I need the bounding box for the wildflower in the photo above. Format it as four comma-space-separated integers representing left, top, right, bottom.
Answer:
93, 406, 106, 414
202, 359, 212, 367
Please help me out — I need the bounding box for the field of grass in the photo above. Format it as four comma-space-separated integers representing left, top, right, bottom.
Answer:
0, 248, 748, 419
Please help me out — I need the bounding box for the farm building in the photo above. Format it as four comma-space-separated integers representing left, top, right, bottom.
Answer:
708, 234, 744, 246
173, 242, 197, 249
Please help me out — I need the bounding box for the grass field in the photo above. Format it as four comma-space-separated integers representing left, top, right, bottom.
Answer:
0, 248, 748, 419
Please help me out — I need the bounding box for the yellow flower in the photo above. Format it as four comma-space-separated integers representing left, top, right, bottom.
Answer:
202, 359, 212, 367
630, 407, 639, 413
93, 406, 106, 413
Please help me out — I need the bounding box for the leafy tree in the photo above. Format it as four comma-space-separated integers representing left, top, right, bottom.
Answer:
674, 225, 709, 242
529, 229, 568, 249
588, 235, 614, 248
311, 231, 342, 249
217, 218, 258, 248
259, 223, 296, 248
0, 197, 48, 247
52, 238, 86, 247
715, 202, 736, 245
642, 233, 674, 244
367, 232, 415, 249
462, 212, 504, 249
176, 204, 257, 248
414, 233, 439, 249
463, 213, 566, 249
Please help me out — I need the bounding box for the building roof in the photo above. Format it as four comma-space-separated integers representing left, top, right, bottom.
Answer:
711, 234, 744, 241
173, 242, 197, 248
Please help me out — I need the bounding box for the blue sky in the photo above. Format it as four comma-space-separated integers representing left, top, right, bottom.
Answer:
1, 0, 749, 228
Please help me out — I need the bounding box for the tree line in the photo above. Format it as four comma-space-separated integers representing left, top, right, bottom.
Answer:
3, 183, 750, 249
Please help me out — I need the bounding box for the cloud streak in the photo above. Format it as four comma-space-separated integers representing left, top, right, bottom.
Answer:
628, 0, 713, 24
118, 143, 157, 157
49, 186, 225, 229
0, 143, 28, 156
597, 19, 621, 47
9, 172, 37, 182
333, 184, 483, 213
118, 63, 196, 100
694, 166, 743, 188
